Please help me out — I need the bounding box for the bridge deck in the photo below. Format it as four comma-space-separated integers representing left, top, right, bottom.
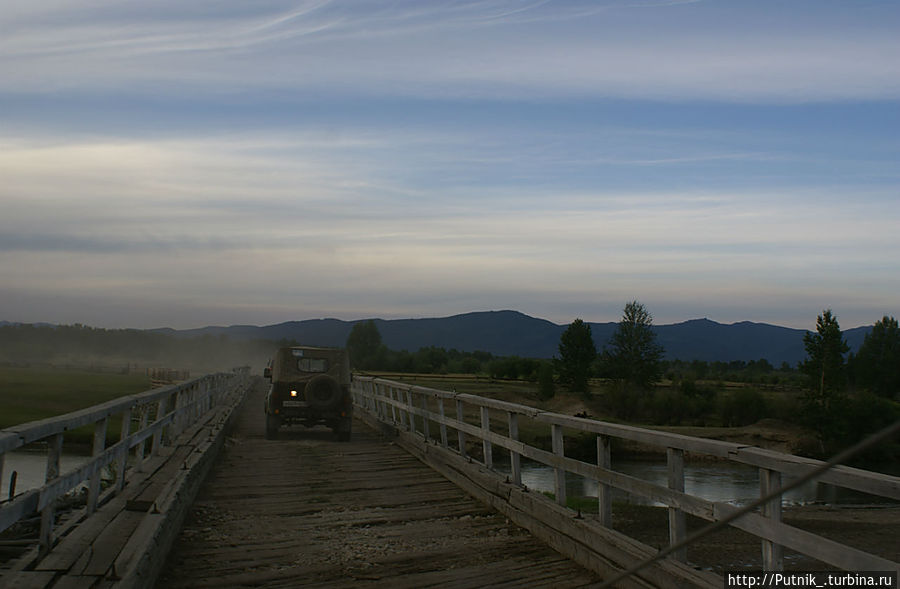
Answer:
158, 383, 601, 588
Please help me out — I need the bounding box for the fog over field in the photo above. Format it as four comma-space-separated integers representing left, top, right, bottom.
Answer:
1, 1, 898, 331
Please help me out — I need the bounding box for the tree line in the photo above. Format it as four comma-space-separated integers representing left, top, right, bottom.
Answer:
348, 303, 900, 462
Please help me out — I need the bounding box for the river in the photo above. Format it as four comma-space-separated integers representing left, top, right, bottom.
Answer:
496, 458, 895, 507
1, 450, 90, 500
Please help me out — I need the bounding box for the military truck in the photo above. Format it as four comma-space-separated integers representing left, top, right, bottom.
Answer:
263, 346, 353, 441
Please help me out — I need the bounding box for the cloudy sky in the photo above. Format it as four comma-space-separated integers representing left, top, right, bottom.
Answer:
2, 0, 898, 330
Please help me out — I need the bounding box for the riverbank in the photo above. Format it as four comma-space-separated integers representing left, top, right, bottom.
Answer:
381, 373, 821, 457
609, 502, 900, 573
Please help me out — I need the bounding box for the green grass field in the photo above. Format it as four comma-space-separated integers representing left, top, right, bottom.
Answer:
0, 366, 152, 444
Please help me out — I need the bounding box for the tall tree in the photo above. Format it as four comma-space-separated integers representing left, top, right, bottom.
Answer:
800, 309, 850, 443
346, 319, 383, 370
801, 309, 849, 398
556, 318, 597, 395
602, 300, 664, 391
852, 315, 900, 399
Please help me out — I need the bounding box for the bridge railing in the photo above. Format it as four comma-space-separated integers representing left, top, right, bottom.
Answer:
352, 376, 900, 573
0, 371, 249, 556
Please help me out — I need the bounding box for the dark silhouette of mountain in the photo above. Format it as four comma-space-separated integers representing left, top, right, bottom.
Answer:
161, 310, 872, 366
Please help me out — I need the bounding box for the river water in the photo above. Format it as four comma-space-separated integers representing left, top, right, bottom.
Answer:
496, 458, 894, 507
1, 450, 90, 500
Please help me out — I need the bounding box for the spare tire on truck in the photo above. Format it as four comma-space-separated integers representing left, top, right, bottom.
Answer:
306, 374, 341, 408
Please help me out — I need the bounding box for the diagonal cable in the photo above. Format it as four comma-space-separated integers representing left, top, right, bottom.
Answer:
598, 418, 900, 588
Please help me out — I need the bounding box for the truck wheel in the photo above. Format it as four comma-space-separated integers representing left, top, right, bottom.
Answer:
265, 414, 279, 440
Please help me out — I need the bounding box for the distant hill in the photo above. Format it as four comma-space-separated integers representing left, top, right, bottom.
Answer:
161, 310, 873, 366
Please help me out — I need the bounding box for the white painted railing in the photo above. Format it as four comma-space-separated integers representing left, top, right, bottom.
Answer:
0, 371, 249, 555
352, 376, 900, 573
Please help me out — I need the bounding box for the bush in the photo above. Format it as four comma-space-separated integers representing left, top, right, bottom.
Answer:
720, 389, 768, 427
605, 382, 643, 420
537, 362, 555, 400
651, 389, 686, 425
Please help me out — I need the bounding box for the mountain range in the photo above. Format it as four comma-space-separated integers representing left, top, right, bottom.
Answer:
152, 310, 873, 366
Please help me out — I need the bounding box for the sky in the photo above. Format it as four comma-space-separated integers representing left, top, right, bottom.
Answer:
1, 0, 898, 331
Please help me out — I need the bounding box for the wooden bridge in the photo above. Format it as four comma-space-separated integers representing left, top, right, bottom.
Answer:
1, 373, 898, 588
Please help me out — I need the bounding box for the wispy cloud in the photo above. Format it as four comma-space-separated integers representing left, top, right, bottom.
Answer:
2, 1, 898, 102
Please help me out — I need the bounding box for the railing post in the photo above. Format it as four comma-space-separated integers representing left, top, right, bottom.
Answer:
136, 404, 150, 472
456, 399, 467, 459
87, 416, 108, 515
388, 385, 398, 424
760, 468, 784, 571
597, 435, 612, 527
480, 407, 493, 469
551, 423, 566, 507
116, 406, 132, 492
405, 389, 415, 433
395, 387, 406, 429
152, 397, 166, 455
438, 399, 448, 448
374, 382, 383, 420
421, 394, 431, 442
667, 447, 687, 562
508, 412, 521, 486
173, 388, 186, 437
202, 378, 212, 415
39, 433, 63, 556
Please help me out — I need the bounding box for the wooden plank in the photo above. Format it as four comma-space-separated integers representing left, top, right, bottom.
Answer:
481, 406, 493, 470
126, 445, 193, 512
111, 511, 164, 582
760, 468, 784, 571
0, 570, 58, 589
48, 574, 101, 589
735, 446, 900, 500
87, 416, 108, 515
0, 432, 20, 454
597, 435, 612, 527
116, 407, 132, 492
77, 509, 145, 576
508, 412, 521, 486
456, 399, 467, 459
39, 433, 63, 556
36, 495, 129, 572
667, 447, 686, 562
551, 423, 565, 507
438, 399, 449, 448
